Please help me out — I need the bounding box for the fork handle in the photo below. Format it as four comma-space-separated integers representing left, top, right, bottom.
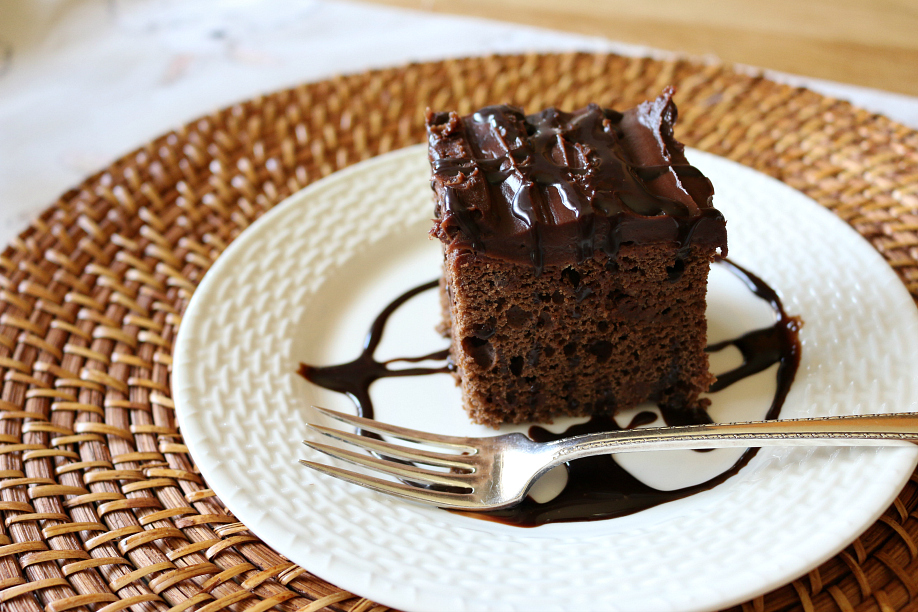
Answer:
546, 413, 918, 464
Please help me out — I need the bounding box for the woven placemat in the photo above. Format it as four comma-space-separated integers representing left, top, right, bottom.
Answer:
0, 52, 917, 612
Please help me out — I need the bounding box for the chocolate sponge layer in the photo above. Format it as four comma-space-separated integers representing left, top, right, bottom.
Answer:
441, 244, 716, 426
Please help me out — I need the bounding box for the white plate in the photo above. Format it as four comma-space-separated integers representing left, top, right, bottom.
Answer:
173, 145, 918, 612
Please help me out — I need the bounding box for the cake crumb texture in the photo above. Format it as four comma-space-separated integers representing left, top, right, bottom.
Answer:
442, 244, 716, 426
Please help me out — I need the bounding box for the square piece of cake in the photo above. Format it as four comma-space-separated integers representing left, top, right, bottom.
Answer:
427, 89, 727, 426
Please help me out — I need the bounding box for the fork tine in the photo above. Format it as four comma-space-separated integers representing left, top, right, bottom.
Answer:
308, 424, 477, 470
300, 460, 480, 509
312, 406, 476, 450
303, 440, 475, 489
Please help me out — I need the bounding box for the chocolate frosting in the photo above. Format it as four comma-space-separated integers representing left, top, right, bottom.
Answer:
427, 90, 728, 272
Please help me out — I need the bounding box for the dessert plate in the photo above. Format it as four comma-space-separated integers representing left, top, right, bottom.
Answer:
173, 145, 918, 612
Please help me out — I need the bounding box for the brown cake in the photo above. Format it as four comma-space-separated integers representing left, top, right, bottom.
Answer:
427, 89, 728, 426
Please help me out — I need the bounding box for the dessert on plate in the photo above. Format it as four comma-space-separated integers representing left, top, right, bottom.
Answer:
426, 89, 727, 426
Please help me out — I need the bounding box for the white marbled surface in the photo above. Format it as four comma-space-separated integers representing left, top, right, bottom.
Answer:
2, 0, 917, 249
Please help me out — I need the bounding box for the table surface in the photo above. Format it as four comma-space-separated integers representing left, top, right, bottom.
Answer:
363, 0, 918, 97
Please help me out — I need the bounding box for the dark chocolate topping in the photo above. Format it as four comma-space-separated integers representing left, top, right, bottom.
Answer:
427, 90, 727, 272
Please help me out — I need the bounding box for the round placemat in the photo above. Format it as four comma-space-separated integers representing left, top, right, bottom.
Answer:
0, 53, 916, 612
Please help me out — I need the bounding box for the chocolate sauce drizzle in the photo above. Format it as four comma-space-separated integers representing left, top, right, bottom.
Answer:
299, 260, 801, 527
706, 258, 803, 412
297, 280, 449, 434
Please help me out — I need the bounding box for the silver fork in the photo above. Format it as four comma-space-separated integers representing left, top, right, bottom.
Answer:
301, 407, 918, 511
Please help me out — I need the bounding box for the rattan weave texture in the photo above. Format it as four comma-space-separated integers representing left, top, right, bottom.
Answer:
0, 53, 917, 612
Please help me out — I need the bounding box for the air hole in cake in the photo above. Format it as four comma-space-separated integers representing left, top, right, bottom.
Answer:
598, 389, 617, 411
471, 317, 496, 339
551, 291, 564, 304
527, 347, 541, 368
666, 258, 686, 282
588, 340, 614, 363
598, 321, 609, 332
461, 336, 495, 369
575, 286, 594, 302
563, 342, 577, 357
561, 267, 581, 288
509, 356, 524, 377
537, 312, 554, 329
506, 305, 531, 328
505, 391, 517, 405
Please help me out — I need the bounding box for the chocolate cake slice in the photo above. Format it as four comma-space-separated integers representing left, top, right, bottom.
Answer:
427, 89, 727, 426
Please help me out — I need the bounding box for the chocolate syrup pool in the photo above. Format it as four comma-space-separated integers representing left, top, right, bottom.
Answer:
298, 259, 802, 527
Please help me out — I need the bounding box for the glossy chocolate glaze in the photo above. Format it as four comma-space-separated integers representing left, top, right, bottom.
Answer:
299, 260, 801, 527
427, 91, 728, 274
